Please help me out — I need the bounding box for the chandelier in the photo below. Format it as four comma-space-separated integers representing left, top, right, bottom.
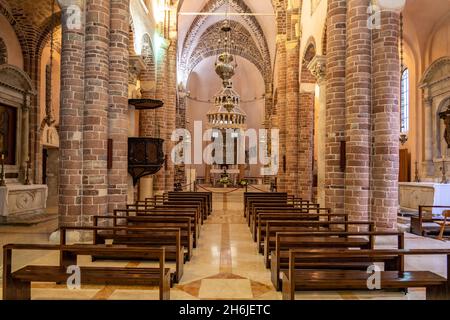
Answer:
207, 20, 247, 130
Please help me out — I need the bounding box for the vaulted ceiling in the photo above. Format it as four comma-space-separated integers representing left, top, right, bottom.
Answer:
178, 0, 276, 86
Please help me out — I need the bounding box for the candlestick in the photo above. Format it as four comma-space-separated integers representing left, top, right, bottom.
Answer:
441, 159, 448, 184
414, 161, 420, 183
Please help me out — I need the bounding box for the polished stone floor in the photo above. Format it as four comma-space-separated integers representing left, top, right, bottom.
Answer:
0, 189, 449, 300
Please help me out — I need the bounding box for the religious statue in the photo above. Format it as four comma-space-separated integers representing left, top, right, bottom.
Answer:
439, 109, 450, 148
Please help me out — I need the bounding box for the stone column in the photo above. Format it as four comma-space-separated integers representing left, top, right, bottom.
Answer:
58, 0, 85, 226
21, 95, 30, 182
285, 39, 299, 196
308, 56, 327, 207
325, 0, 346, 214
345, 0, 371, 224
423, 95, 434, 176
82, 0, 110, 223
371, 9, 400, 230
108, 0, 129, 213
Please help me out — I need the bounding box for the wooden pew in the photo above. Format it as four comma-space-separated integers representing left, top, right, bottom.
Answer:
262, 220, 375, 265
167, 192, 212, 216
142, 198, 207, 223
247, 201, 320, 228
252, 207, 333, 239
59, 226, 184, 284
244, 192, 288, 216
2, 244, 171, 300
411, 205, 450, 237
271, 231, 404, 290
94, 215, 194, 261
281, 249, 450, 300
256, 213, 349, 253
116, 208, 200, 248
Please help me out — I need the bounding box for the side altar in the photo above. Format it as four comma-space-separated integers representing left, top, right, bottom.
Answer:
0, 184, 48, 223
399, 182, 450, 216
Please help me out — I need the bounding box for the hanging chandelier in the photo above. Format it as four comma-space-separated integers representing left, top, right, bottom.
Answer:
207, 19, 247, 130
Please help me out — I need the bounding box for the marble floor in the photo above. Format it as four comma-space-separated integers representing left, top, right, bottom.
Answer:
0, 189, 449, 300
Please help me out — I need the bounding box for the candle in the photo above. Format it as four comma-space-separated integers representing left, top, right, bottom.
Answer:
1, 153, 3, 160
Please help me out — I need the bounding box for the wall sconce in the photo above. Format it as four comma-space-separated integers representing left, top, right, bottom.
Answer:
399, 133, 408, 146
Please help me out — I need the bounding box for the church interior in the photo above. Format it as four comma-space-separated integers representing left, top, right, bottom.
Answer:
0, 0, 450, 301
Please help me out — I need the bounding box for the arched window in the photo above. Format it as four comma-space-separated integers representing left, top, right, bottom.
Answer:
400, 68, 409, 133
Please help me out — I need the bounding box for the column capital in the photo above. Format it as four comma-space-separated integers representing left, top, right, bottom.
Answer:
307, 55, 327, 84
57, 0, 84, 9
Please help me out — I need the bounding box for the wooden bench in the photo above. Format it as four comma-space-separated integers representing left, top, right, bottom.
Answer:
248, 202, 320, 228
244, 192, 288, 216
2, 244, 171, 300
167, 191, 212, 216
94, 215, 194, 261
270, 231, 404, 290
252, 208, 335, 240
121, 207, 201, 244
411, 205, 450, 237
141, 198, 207, 223
281, 249, 450, 300
60, 226, 184, 284
116, 208, 200, 247
261, 220, 375, 263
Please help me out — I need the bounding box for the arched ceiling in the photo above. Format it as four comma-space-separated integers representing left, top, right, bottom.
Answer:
178, 0, 276, 86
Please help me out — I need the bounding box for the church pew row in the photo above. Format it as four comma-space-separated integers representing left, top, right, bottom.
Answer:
94, 215, 194, 261
252, 208, 335, 241
247, 201, 321, 228
2, 244, 171, 300
243, 192, 289, 216
411, 205, 450, 237
166, 192, 212, 216
116, 208, 200, 248
281, 249, 450, 300
143, 198, 207, 223
271, 231, 405, 290
59, 226, 184, 284
262, 220, 375, 265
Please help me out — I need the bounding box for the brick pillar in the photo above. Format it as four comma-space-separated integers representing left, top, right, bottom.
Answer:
276, 36, 287, 192
371, 10, 400, 230
58, 0, 85, 226
325, 0, 346, 214
83, 0, 110, 223
164, 39, 177, 191
108, 0, 129, 213
345, 0, 371, 224
285, 40, 299, 196
153, 41, 169, 193
298, 89, 314, 201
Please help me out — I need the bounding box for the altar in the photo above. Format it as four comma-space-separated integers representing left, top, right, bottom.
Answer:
399, 182, 450, 215
0, 184, 48, 223
210, 168, 240, 187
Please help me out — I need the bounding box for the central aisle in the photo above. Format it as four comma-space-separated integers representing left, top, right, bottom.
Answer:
172, 190, 281, 300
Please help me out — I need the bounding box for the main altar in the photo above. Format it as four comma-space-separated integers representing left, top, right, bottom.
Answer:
399, 182, 450, 215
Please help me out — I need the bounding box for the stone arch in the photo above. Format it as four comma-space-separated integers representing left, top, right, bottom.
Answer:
0, 63, 34, 93
302, 41, 317, 82
0, 36, 6, 64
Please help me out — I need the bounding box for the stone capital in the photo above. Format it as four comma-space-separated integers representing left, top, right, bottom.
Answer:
307, 55, 327, 84
57, 0, 84, 9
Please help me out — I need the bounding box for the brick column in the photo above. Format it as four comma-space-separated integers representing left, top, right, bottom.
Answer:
276, 35, 287, 192
58, 0, 85, 226
285, 40, 299, 196
153, 40, 169, 193
345, 0, 371, 224
371, 10, 400, 230
165, 39, 177, 191
325, 0, 346, 214
82, 0, 110, 223
108, 0, 129, 213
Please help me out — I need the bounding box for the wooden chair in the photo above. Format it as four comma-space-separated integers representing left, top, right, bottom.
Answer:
437, 210, 450, 240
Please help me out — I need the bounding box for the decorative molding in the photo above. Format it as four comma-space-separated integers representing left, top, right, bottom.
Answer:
307, 55, 326, 83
